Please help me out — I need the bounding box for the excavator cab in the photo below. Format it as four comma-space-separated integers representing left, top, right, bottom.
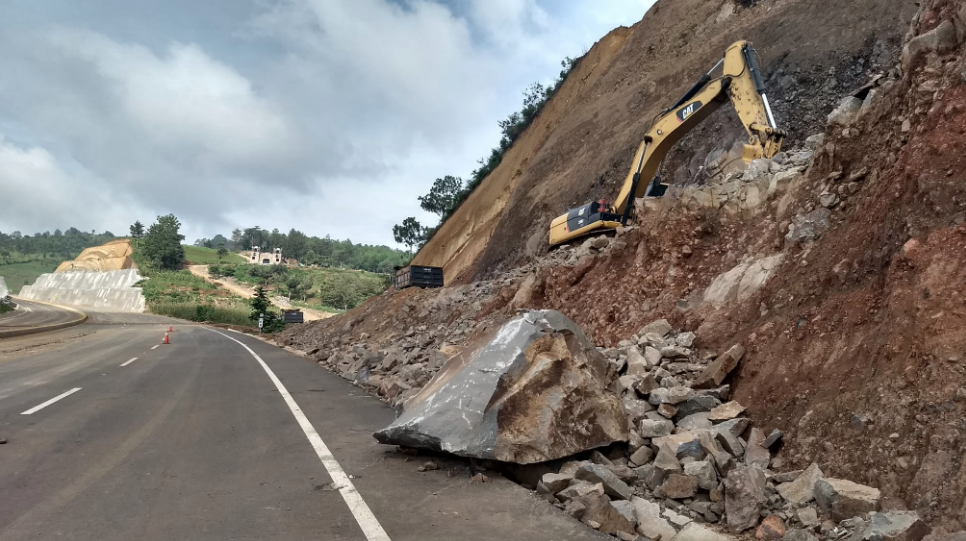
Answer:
548, 41, 786, 247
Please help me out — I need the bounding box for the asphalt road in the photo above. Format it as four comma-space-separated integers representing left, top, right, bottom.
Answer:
0, 317, 609, 541
0, 298, 85, 335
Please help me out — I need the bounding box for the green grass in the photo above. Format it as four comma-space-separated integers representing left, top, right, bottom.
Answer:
0, 302, 14, 315
0, 259, 62, 293
149, 301, 252, 326
138, 270, 219, 304
183, 245, 246, 265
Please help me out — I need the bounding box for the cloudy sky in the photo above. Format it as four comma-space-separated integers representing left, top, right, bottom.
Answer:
0, 0, 652, 247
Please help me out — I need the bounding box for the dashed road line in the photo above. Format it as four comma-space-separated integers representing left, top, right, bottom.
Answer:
206, 328, 391, 541
21, 388, 82, 415
120, 357, 138, 367
151, 345, 159, 350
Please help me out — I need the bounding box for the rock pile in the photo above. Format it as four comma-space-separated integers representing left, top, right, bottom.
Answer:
528, 319, 932, 541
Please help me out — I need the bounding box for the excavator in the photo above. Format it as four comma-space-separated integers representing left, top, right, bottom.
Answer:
548, 41, 787, 246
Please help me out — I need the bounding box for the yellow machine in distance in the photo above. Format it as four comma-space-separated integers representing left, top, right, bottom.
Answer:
549, 41, 786, 246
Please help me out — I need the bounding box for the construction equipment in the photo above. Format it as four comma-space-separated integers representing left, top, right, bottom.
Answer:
394, 265, 444, 289
549, 41, 786, 246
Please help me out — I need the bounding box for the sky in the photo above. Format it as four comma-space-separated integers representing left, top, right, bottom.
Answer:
0, 0, 653, 247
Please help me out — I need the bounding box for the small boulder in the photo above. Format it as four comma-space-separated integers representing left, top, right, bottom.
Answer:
693, 345, 744, 389
640, 418, 675, 438
683, 460, 718, 491
575, 463, 635, 500
744, 427, 771, 469
709, 401, 746, 422
674, 396, 719, 421
827, 96, 863, 127
630, 446, 655, 467
814, 478, 881, 521
644, 346, 663, 367
575, 493, 639, 537
627, 347, 651, 377
660, 473, 699, 499
777, 463, 824, 505
670, 522, 737, 541
796, 507, 820, 528
756, 515, 786, 541
677, 412, 714, 432
634, 496, 678, 541
541, 472, 574, 493
640, 319, 672, 338
859, 511, 931, 541
725, 466, 767, 533
557, 480, 605, 502
784, 529, 819, 541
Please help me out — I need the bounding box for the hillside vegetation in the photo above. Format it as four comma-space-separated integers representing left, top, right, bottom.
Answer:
0, 228, 117, 293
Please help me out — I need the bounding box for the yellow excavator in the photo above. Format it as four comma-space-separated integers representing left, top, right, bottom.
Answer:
548, 41, 786, 246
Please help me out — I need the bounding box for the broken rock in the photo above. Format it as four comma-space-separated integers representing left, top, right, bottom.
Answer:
575, 493, 639, 537
374, 311, 628, 464
777, 463, 824, 505
725, 466, 767, 533
575, 463, 634, 500
660, 473, 699, 499
708, 401, 746, 422
693, 345, 744, 389
859, 511, 930, 541
743, 427, 771, 469
671, 522, 737, 541
634, 496, 678, 541
814, 478, 881, 521
684, 460, 718, 491
640, 319, 672, 338
756, 515, 786, 541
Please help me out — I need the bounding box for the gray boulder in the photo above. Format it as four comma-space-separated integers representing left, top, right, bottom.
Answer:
575, 463, 634, 500
724, 466, 767, 533
374, 310, 628, 463
859, 512, 931, 541
777, 463, 824, 505
670, 523, 737, 541
814, 478, 880, 521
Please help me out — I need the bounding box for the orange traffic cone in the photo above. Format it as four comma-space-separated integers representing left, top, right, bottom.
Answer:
163, 333, 170, 344
168, 325, 173, 332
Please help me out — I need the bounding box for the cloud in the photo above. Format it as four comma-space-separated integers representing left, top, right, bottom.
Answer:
0, 134, 144, 235
0, 0, 653, 246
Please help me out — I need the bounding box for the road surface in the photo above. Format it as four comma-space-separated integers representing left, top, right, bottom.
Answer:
0, 315, 608, 541
0, 298, 86, 337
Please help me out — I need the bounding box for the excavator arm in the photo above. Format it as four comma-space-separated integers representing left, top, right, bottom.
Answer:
548, 41, 786, 246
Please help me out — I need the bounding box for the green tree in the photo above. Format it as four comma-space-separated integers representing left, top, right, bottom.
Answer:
142, 214, 186, 270
217, 243, 227, 260
418, 175, 464, 217
129, 221, 144, 246
319, 273, 361, 311
250, 286, 271, 321
393, 217, 424, 253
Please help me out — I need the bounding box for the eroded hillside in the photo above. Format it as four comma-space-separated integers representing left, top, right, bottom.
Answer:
413, 0, 917, 283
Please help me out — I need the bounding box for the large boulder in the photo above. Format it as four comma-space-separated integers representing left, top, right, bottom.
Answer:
725, 466, 767, 533
373, 310, 629, 464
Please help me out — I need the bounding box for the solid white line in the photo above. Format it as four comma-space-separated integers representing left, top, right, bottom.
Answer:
206, 329, 391, 541
120, 357, 138, 367
151, 345, 159, 350
21, 388, 82, 415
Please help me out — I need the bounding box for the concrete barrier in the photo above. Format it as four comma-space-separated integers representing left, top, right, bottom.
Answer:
19, 269, 146, 312
0, 300, 88, 339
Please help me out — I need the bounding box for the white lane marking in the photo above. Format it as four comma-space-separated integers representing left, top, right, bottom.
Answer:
21, 388, 82, 415
151, 345, 159, 350
206, 329, 391, 541
120, 357, 139, 367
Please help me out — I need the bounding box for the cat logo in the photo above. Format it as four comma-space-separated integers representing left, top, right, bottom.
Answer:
676, 101, 703, 123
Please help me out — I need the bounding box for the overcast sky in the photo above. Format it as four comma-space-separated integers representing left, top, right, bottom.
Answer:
0, 0, 652, 247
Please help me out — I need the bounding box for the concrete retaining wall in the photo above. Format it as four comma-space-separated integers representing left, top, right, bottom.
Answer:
19, 269, 146, 312
0, 276, 8, 298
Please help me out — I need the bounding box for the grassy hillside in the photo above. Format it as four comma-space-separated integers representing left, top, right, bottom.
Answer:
208, 263, 387, 312
183, 245, 246, 265
0, 259, 61, 294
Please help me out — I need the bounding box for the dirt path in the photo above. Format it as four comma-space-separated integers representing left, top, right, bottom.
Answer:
187, 265, 334, 322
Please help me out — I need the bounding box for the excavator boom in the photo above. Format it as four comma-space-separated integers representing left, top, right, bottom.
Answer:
549, 41, 786, 246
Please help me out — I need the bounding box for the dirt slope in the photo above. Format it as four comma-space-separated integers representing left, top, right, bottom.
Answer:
414, 0, 916, 283
55, 239, 135, 273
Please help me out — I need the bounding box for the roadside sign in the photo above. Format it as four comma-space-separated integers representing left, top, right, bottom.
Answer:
258, 312, 264, 331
